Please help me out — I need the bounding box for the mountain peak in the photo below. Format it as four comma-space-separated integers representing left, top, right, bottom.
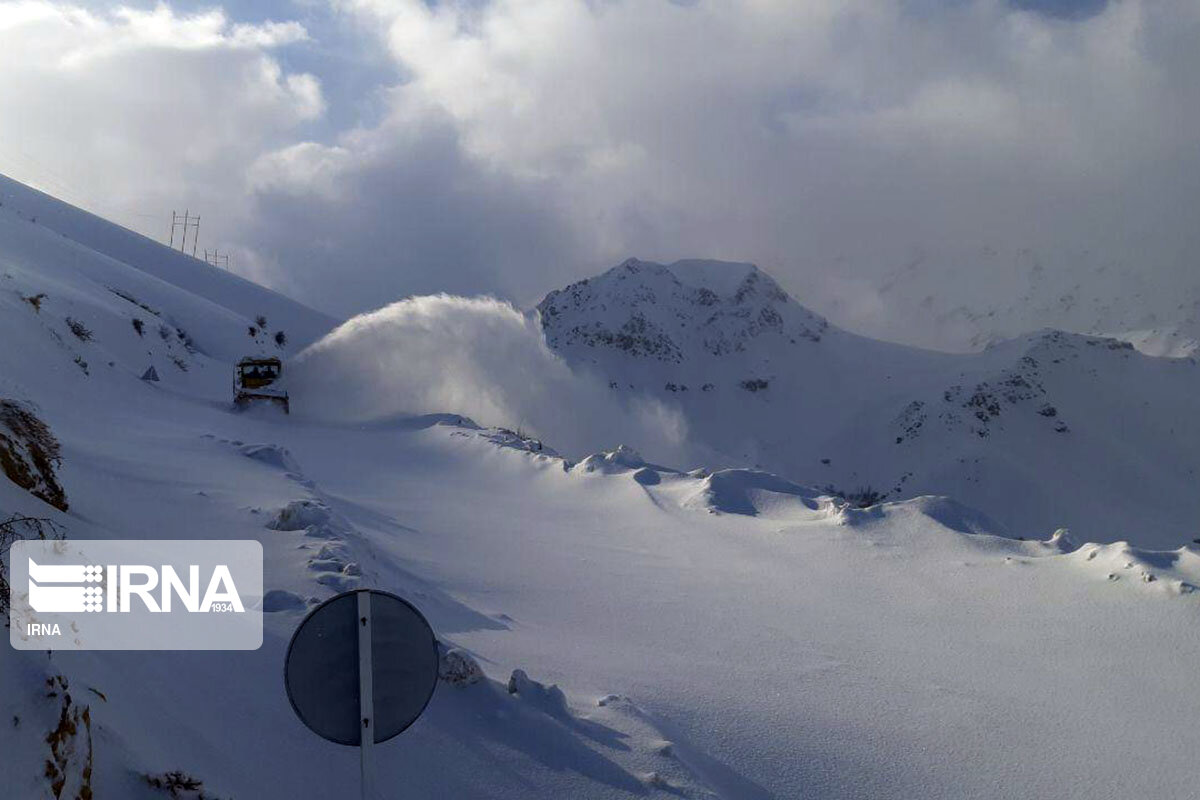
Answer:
536, 258, 828, 366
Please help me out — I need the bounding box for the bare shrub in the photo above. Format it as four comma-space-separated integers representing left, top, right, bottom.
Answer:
143, 770, 228, 799
0, 400, 67, 511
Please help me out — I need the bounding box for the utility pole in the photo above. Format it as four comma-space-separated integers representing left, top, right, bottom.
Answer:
203, 249, 230, 269
168, 210, 201, 256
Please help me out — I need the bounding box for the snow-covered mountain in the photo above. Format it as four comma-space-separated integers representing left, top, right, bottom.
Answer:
2, 176, 1199, 799
538, 258, 1200, 547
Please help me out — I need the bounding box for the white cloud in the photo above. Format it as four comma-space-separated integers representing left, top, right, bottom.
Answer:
0, 1, 321, 243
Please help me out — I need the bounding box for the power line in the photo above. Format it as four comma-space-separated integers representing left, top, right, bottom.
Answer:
0, 134, 161, 231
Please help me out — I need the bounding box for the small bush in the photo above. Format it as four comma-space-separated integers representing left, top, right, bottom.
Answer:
65, 317, 92, 341
159, 324, 172, 341
274, 330, 287, 348
132, 318, 145, 337
247, 325, 257, 337
175, 327, 197, 353
143, 770, 228, 799
22, 293, 45, 312
824, 484, 887, 509
255, 315, 268, 329
844, 486, 885, 508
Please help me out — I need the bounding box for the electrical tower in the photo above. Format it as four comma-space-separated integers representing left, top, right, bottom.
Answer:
203, 249, 230, 269
168, 210, 200, 257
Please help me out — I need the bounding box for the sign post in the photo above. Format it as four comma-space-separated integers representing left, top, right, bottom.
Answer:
285, 589, 440, 800
357, 590, 376, 800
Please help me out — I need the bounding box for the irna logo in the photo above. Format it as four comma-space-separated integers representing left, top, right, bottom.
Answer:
27, 559, 244, 614
10, 540, 263, 651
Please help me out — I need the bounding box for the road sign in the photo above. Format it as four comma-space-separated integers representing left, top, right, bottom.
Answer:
285, 590, 439, 798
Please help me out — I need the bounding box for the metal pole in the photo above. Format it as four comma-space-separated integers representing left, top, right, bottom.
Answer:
192, 216, 199, 257
357, 591, 376, 800
169, 211, 176, 249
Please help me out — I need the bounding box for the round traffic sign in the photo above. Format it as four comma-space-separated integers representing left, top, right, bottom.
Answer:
285, 589, 439, 746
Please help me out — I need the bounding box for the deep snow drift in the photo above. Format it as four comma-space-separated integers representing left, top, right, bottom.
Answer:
2, 174, 1199, 799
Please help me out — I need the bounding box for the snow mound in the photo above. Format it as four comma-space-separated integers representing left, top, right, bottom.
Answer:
631, 467, 661, 486
1046, 527, 1078, 551
683, 469, 821, 517
574, 445, 646, 474
507, 669, 570, 718
439, 647, 486, 688
1069, 541, 1200, 595
237, 443, 299, 473
261, 589, 307, 613
450, 426, 560, 459
898, 496, 1012, 538
265, 499, 333, 532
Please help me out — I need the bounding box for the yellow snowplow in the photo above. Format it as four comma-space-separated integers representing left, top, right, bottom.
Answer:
234, 356, 289, 413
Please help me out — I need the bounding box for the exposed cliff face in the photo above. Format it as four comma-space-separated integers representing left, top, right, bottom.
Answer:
0, 400, 67, 511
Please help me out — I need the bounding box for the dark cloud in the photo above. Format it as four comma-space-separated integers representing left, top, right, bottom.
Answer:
238, 113, 589, 317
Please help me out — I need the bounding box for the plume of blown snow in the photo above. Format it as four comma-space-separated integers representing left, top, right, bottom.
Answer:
289, 294, 689, 460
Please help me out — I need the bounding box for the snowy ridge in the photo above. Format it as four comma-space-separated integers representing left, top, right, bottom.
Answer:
535, 260, 1200, 547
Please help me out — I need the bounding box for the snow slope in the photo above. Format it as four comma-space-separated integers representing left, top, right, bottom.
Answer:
0, 171, 334, 364
1, 179, 1199, 799
537, 258, 1200, 547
